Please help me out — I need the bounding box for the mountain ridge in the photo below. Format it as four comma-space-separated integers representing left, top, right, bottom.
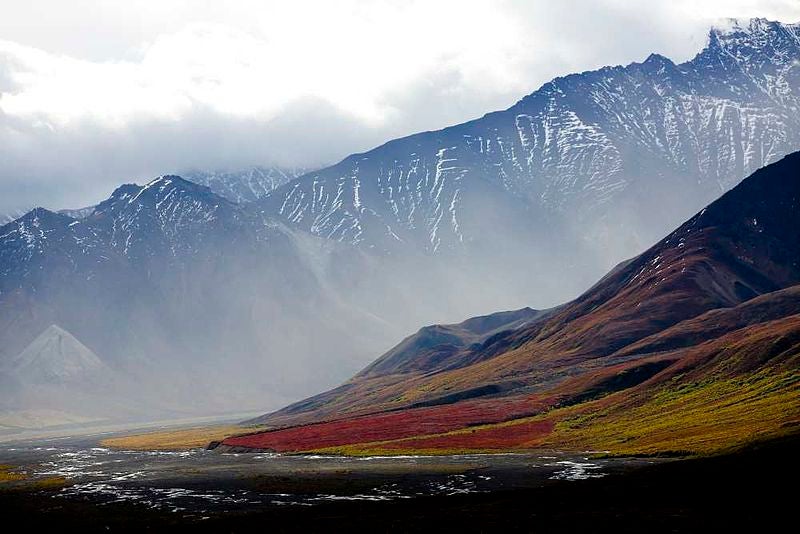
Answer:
256, 18, 800, 262
230, 150, 800, 454
0, 174, 405, 424
4, 18, 800, 429
180, 166, 311, 203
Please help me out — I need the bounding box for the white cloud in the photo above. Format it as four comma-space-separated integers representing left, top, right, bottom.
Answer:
0, 2, 524, 124
1, 0, 799, 213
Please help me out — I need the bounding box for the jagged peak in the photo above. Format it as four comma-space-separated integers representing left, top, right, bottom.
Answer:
680, 17, 800, 76
144, 175, 220, 198
6, 207, 68, 226
706, 17, 800, 48
145, 174, 191, 188
513, 18, 798, 110
643, 52, 671, 64
711, 17, 793, 36
97, 175, 223, 212
640, 52, 676, 73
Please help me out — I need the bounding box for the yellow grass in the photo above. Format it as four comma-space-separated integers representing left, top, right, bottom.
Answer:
547, 369, 800, 456
314, 369, 800, 458
0, 463, 67, 492
0, 464, 27, 482
100, 425, 257, 451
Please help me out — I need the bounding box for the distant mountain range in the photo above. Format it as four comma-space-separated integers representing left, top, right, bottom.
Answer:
1, 166, 308, 224
180, 166, 311, 203
2, 18, 800, 429
225, 150, 800, 456
259, 18, 800, 274
0, 175, 399, 425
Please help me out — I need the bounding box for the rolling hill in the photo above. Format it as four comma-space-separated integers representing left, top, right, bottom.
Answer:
224, 150, 800, 455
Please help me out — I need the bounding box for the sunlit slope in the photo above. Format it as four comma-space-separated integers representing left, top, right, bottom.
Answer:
224, 151, 800, 455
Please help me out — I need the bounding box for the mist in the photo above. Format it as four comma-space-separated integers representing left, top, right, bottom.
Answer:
0, 159, 704, 432
0, 191, 609, 431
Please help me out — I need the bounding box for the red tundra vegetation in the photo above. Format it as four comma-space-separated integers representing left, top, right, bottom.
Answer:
223, 394, 556, 452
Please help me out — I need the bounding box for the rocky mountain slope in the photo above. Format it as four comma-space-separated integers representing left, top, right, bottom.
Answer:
4, 18, 800, 429
228, 150, 800, 455
2, 166, 301, 225
256, 19, 800, 296
182, 166, 310, 203
0, 176, 400, 425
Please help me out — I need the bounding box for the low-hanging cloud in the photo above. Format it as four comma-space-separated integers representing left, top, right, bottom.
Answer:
1, 0, 799, 214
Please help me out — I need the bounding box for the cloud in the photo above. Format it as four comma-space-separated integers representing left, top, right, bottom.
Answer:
1, 0, 799, 213
0, 96, 383, 212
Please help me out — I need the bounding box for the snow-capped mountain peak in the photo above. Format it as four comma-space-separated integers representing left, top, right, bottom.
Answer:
256, 18, 800, 262
180, 166, 311, 203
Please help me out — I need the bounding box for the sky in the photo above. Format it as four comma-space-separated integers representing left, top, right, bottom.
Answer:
1, 0, 799, 214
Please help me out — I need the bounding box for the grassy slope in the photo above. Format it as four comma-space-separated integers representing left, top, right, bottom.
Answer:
227, 156, 800, 456
550, 318, 800, 455
550, 369, 799, 456
312, 317, 800, 456
310, 368, 799, 457
101, 425, 259, 451
226, 313, 800, 456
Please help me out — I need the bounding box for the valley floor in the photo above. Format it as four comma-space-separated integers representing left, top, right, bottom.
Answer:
0, 433, 796, 532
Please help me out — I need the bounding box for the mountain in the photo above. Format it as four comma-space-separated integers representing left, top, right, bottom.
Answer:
57, 205, 95, 219
0, 324, 142, 429
6, 324, 110, 384
4, 18, 800, 430
181, 166, 310, 203
357, 307, 549, 378
0, 176, 401, 426
254, 18, 800, 304
226, 150, 800, 455
2, 165, 301, 225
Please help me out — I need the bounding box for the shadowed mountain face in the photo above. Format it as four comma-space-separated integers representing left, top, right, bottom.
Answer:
357, 307, 550, 378
236, 151, 800, 453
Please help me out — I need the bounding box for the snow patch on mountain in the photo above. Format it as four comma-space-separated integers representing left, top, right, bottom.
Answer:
181, 166, 311, 203
258, 18, 800, 257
